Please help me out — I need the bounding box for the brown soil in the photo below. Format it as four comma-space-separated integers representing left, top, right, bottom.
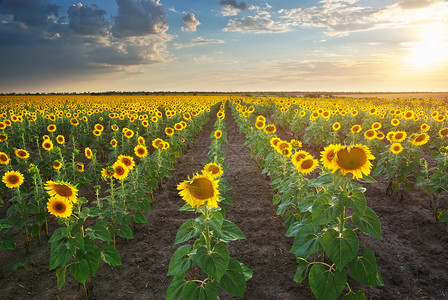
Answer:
1, 108, 448, 300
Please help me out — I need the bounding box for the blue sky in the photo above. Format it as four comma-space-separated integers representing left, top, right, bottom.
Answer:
0, 0, 447, 93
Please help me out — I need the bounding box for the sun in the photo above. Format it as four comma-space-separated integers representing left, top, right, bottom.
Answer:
402, 23, 448, 71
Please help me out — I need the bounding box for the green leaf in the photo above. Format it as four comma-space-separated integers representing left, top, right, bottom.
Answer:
69, 259, 89, 284
56, 266, 68, 289
240, 262, 253, 281
0, 236, 16, 250
312, 194, 343, 225
117, 224, 133, 239
85, 245, 101, 276
217, 220, 245, 241
101, 244, 122, 266
86, 223, 113, 242
167, 245, 195, 276
182, 281, 218, 300
439, 209, 448, 222
133, 211, 147, 223
352, 207, 382, 239
357, 175, 376, 183
290, 225, 322, 258
175, 219, 203, 244
343, 291, 366, 300
139, 198, 151, 212
348, 190, 367, 216
322, 228, 359, 269
218, 258, 246, 297
166, 275, 186, 300
200, 211, 223, 232
309, 263, 347, 300
347, 248, 381, 287
293, 258, 310, 283
195, 242, 229, 282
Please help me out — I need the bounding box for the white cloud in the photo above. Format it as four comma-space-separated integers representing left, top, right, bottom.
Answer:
223, 16, 290, 33
220, 5, 241, 16
193, 55, 213, 62
172, 37, 225, 49
181, 13, 200, 32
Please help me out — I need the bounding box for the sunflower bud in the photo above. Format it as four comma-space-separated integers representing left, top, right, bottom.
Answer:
419, 158, 427, 166
74, 149, 80, 155
439, 147, 447, 154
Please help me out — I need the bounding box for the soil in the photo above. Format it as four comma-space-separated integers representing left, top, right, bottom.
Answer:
1, 106, 447, 300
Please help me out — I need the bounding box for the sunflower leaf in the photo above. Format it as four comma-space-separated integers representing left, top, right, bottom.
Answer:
167, 245, 195, 276
175, 218, 203, 244
195, 242, 229, 282
352, 207, 382, 239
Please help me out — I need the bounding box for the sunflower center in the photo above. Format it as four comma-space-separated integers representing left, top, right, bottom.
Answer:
441, 129, 448, 136
0, 154, 8, 161
54, 203, 66, 213
138, 148, 145, 154
337, 148, 367, 171
115, 166, 125, 175
188, 178, 214, 200
121, 158, 131, 166
415, 135, 425, 142
9, 175, 19, 183
395, 133, 404, 140
53, 184, 73, 197
300, 159, 314, 170
326, 150, 335, 162
207, 165, 220, 174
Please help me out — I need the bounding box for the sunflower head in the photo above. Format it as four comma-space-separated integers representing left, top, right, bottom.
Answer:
56, 135, 65, 144
2, 170, 24, 189
47, 124, 57, 132
332, 144, 375, 180
410, 133, 430, 146
0, 133, 7, 142
118, 155, 135, 170
390, 143, 403, 154
255, 120, 265, 130
53, 160, 62, 170
134, 145, 148, 158
101, 167, 114, 180
291, 150, 310, 166
47, 197, 73, 218
110, 139, 118, 147
320, 144, 341, 169
75, 163, 84, 172
42, 140, 54, 151
264, 124, 276, 134
214, 130, 223, 139
15, 149, 30, 159
439, 128, 448, 137
0, 152, 10, 165
296, 155, 319, 175
165, 127, 174, 136
85, 147, 93, 159
112, 161, 129, 180
152, 138, 164, 149
332, 122, 341, 131
203, 162, 224, 178
45, 180, 78, 203
177, 171, 220, 208
138, 136, 145, 145
351, 125, 362, 134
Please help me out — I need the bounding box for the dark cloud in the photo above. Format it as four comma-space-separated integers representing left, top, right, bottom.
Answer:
0, 0, 59, 27
68, 3, 108, 36
182, 13, 200, 32
218, 0, 248, 10
112, 0, 168, 38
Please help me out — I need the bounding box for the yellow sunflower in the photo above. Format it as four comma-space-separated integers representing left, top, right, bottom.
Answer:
118, 155, 135, 170
350, 125, 362, 134
165, 127, 174, 136
85, 147, 93, 159
0, 133, 7, 142
296, 155, 319, 175
134, 145, 148, 158
110, 139, 118, 147
364, 129, 377, 140
42, 140, 54, 151
138, 136, 145, 145
332, 144, 375, 180
255, 120, 265, 130
392, 131, 407, 143
53, 160, 62, 170
269, 137, 281, 149
15, 149, 30, 159
320, 144, 341, 169
2, 170, 24, 189
101, 167, 114, 179
75, 163, 84, 172
391, 119, 400, 127
214, 130, 223, 139
152, 138, 164, 149
203, 162, 224, 178
420, 123, 430, 132
125, 129, 134, 139
112, 161, 129, 180
45, 180, 78, 203
177, 171, 220, 208
291, 150, 310, 166
56, 135, 65, 144
264, 124, 276, 134
439, 128, 448, 137
47, 197, 73, 218
332, 122, 341, 131
390, 143, 403, 154
93, 130, 102, 137
47, 124, 57, 132
371, 122, 382, 130
162, 141, 170, 150
410, 133, 430, 146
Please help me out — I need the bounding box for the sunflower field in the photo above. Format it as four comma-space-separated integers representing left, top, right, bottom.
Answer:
0, 94, 447, 299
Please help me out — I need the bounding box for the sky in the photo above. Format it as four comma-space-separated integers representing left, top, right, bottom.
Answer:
0, 0, 447, 93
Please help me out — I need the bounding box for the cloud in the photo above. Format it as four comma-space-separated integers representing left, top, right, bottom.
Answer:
218, 0, 248, 16
112, 0, 168, 38
193, 55, 213, 62
0, 0, 60, 27
172, 37, 225, 49
278, 0, 448, 36
181, 13, 200, 32
68, 3, 108, 36
223, 16, 290, 33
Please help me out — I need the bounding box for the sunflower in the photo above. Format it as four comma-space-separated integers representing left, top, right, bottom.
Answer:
47, 124, 57, 132
350, 125, 362, 134
111, 124, 119, 131
134, 145, 148, 158
390, 143, 403, 154
56, 135, 65, 144
376, 132, 385, 140
2, 170, 24, 189
255, 120, 265, 130
110, 139, 118, 147
264, 124, 276, 134
93, 130, 102, 137
174, 123, 183, 131
70, 118, 79, 126
53, 160, 62, 170
138, 136, 145, 145
281, 148, 292, 157
45, 180, 78, 203
391, 119, 400, 126
214, 130, 222, 139
42, 140, 54, 151
332, 122, 341, 131
256, 115, 266, 123
94, 124, 104, 131
162, 141, 170, 150
165, 127, 174, 136
151, 116, 158, 123
47, 197, 72, 218
331, 144, 375, 179
118, 155, 135, 170
43, 135, 50, 140
296, 155, 319, 175
15, 149, 30, 159
290, 139, 302, 148
420, 123, 430, 132
177, 171, 220, 208
410, 133, 430, 146
112, 161, 129, 180
269, 137, 281, 149
0, 133, 7, 142
152, 138, 164, 149
436, 115, 445, 122
203, 162, 224, 178
320, 144, 341, 169
125, 129, 134, 139
85, 147, 93, 159
392, 131, 407, 143
101, 167, 114, 179
75, 163, 84, 172
364, 129, 377, 140
439, 128, 448, 137
386, 131, 395, 141
291, 150, 310, 166
142, 120, 149, 127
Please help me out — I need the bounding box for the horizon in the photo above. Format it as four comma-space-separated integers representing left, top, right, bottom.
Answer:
1, 0, 447, 93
